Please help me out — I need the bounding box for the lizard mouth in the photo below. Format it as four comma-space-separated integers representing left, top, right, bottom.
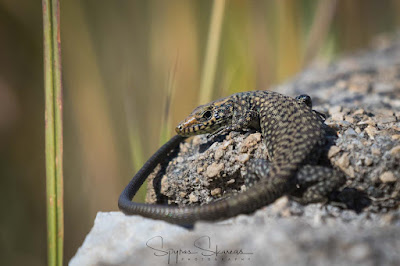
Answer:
175, 117, 217, 136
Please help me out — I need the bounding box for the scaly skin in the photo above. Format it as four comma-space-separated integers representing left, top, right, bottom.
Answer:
118, 90, 345, 225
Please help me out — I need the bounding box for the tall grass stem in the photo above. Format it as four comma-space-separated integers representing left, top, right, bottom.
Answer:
43, 0, 64, 265
199, 0, 226, 104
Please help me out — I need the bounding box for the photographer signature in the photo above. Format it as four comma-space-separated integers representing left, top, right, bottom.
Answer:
146, 235, 253, 264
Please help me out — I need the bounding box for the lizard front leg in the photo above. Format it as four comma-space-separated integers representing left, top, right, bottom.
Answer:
208, 110, 259, 139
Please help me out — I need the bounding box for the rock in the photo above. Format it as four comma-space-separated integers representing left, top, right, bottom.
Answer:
210, 188, 221, 196
237, 153, 250, 163
345, 116, 355, 124
214, 147, 224, 160
392, 124, 400, 132
364, 157, 373, 166
206, 162, 225, 178
70, 212, 400, 266
331, 113, 345, 121
379, 171, 397, 183
336, 153, 350, 169
240, 133, 261, 152
345, 128, 358, 137
160, 176, 170, 194
227, 179, 235, 185
365, 125, 378, 139
371, 147, 381, 156
328, 146, 341, 158
390, 145, 400, 156
374, 83, 394, 94
222, 139, 232, 150
347, 243, 371, 261
192, 136, 202, 145
358, 118, 376, 126
375, 114, 397, 124
189, 193, 199, 203
329, 106, 342, 114
353, 109, 365, 115
348, 74, 371, 93
271, 196, 290, 214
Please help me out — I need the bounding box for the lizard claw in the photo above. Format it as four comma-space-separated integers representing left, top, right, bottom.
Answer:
207, 127, 227, 141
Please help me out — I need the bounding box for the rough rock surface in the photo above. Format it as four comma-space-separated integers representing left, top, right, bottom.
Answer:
70, 211, 400, 266
71, 35, 400, 265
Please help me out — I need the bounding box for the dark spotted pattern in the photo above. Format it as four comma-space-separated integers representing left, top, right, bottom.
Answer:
119, 90, 345, 224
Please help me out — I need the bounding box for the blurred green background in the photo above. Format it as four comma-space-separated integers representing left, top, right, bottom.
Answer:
1, 0, 399, 265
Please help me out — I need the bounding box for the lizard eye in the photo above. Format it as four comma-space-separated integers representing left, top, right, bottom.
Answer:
202, 111, 212, 119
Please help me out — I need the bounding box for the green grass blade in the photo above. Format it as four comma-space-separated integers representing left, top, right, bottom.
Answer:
199, 0, 226, 104
43, 0, 64, 265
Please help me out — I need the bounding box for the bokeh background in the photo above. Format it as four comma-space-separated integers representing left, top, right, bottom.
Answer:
1, 0, 400, 265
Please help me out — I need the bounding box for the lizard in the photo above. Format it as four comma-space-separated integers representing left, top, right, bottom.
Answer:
118, 90, 345, 225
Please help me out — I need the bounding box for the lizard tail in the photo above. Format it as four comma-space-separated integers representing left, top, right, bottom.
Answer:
119, 146, 298, 225
118, 135, 186, 215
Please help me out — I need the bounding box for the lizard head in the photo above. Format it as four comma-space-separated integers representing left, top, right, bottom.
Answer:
175, 97, 233, 136
295, 94, 312, 108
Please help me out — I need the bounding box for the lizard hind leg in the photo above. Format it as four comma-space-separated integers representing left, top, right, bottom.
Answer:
245, 158, 298, 189
291, 165, 345, 204
245, 158, 272, 186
